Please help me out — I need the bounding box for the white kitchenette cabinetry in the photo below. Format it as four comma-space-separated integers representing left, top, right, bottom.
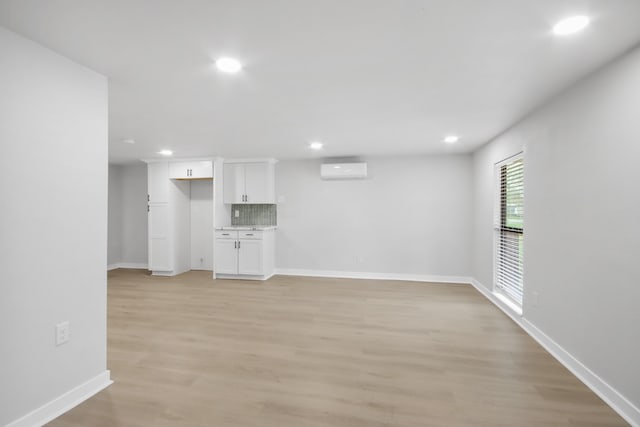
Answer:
223, 160, 276, 204
144, 159, 215, 276
169, 161, 213, 180
214, 229, 275, 280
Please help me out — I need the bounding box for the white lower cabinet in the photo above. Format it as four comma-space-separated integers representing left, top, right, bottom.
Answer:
215, 239, 239, 274
214, 230, 275, 280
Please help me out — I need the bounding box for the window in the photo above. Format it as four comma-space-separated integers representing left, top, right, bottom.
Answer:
494, 154, 524, 306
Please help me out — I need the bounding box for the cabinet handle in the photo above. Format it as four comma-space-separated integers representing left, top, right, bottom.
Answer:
238, 240, 241, 249
234, 241, 237, 249
147, 194, 150, 202
246, 233, 253, 236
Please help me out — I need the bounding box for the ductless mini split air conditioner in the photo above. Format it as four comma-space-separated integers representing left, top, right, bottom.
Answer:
320, 162, 368, 180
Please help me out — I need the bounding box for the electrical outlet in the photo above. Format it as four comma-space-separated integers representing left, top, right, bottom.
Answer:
56, 321, 70, 346
234, 210, 240, 218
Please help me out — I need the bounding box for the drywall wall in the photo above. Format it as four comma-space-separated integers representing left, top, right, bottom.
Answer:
120, 164, 148, 265
108, 164, 123, 266
0, 26, 109, 425
190, 180, 214, 270
276, 155, 472, 279
472, 45, 640, 420
107, 163, 148, 267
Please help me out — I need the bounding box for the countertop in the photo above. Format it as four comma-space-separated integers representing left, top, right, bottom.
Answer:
216, 226, 277, 231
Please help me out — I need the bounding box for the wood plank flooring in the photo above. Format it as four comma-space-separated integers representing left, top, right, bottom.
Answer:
48, 269, 627, 426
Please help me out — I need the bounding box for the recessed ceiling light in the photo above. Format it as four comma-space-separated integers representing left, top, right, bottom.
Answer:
215, 57, 243, 73
158, 150, 173, 156
553, 15, 590, 36
444, 135, 460, 144
309, 141, 324, 150
121, 138, 136, 144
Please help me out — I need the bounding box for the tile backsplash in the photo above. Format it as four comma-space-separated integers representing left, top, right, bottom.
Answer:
231, 204, 277, 226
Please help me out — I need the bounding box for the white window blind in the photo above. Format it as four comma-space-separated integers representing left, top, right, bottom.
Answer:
494, 155, 524, 306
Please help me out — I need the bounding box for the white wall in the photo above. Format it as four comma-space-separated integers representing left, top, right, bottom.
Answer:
0, 26, 109, 426
120, 164, 148, 265
472, 45, 640, 420
276, 155, 472, 279
108, 164, 123, 266
107, 163, 148, 267
190, 180, 214, 270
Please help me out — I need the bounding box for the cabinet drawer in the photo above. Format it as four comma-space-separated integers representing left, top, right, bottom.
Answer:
239, 230, 262, 240
215, 230, 238, 239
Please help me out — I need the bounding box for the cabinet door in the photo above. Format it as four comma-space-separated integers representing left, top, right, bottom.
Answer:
148, 204, 171, 271
238, 239, 263, 275
244, 163, 274, 203
190, 161, 213, 179
168, 162, 191, 179
169, 161, 213, 179
223, 163, 245, 204
215, 239, 238, 274
148, 162, 169, 203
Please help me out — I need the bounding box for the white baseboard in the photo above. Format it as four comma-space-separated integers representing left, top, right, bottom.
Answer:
107, 262, 148, 271
7, 370, 112, 427
470, 278, 640, 427
275, 268, 472, 285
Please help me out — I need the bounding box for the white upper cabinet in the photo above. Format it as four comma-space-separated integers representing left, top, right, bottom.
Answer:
223, 160, 276, 204
148, 162, 169, 203
169, 161, 213, 180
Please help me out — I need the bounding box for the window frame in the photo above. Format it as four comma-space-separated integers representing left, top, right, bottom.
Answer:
493, 152, 525, 310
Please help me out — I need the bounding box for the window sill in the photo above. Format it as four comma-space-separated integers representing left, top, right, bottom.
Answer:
493, 291, 523, 316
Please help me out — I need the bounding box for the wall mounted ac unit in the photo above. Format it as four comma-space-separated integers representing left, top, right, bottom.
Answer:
320, 162, 368, 180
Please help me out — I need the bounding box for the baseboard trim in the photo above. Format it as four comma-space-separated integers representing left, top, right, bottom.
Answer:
216, 272, 275, 281
7, 370, 112, 427
275, 268, 472, 285
470, 278, 640, 427
107, 262, 148, 271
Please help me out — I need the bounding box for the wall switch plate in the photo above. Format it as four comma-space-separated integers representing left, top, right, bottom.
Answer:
56, 321, 70, 346
234, 210, 240, 218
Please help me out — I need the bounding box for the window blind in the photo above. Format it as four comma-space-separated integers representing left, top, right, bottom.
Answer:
495, 156, 524, 305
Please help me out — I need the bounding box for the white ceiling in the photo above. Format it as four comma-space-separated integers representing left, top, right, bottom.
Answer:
1, 0, 640, 164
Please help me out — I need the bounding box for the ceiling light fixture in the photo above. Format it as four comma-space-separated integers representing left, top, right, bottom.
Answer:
215, 57, 243, 73
158, 150, 173, 156
553, 15, 590, 36
309, 141, 324, 150
444, 135, 460, 144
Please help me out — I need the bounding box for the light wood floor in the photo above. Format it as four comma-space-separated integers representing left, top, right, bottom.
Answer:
48, 269, 627, 427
